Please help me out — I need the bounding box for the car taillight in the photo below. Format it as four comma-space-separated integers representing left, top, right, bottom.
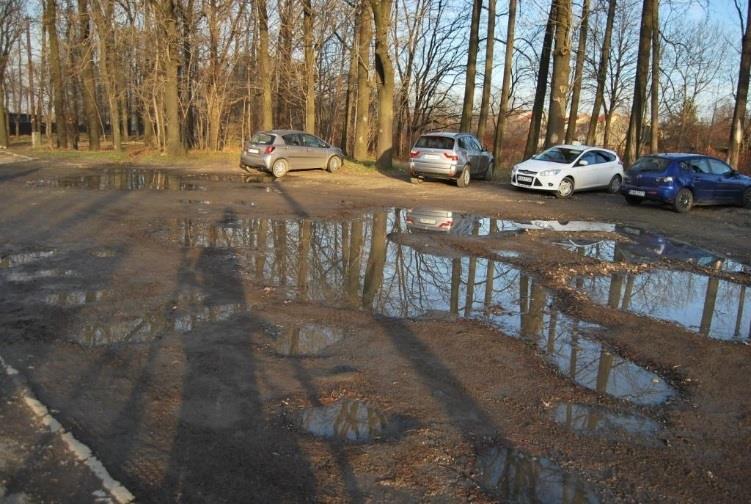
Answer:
443, 152, 458, 161
264, 146, 275, 154
410, 150, 420, 159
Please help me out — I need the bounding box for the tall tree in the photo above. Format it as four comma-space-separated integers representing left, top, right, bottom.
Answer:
649, 2, 659, 152
256, 0, 272, 130
276, 0, 292, 128
341, 10, 360, 152
92, 0, 121, 151
302, 0, 315, 133
493, 0, 517, 160
477, 0, 496, 143
728, 0, 751, 169
156, 0, 184, 155
624, 0, 655, 166
460, 0, 482, 131
353, 0, 371, 160
565, 0, 589, 144
524, 0, 556, 158
0, 0, 21, 148
78, 0, 100, 150
545, 0, 572, 147
586, 0, 617, 145
44, 0, 68, 148
369, 0, 394, 168
26, 18, 39, 146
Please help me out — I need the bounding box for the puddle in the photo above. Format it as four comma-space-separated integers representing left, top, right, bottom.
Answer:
4, 269, 75, 282
89, 248, 117, 258
299, 399, 387, 442
0, 250, 55, 268
269, 323, 346, 356
553, 403, 662, 445
34, 168, 274, 192
578, 271, 751, 342
42, 289, 109, 306
476, 444, 600, 502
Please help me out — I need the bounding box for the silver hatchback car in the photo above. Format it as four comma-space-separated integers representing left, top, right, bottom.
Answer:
240, 129, 344, 178
409, 132, 494, 187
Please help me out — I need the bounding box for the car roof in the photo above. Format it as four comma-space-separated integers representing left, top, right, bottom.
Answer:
266, 129, 306, 135
549, 144, 619, 156
419, 132, 473, 138
647, 153, 709, 160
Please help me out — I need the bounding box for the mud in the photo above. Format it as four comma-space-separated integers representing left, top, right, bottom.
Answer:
1, 160, 750, 502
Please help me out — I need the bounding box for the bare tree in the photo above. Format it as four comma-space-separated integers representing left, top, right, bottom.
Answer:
649, 1, 659, 152
0, 0, 22, 148
565, 0, 589, 144
78, 0, 100, 150
545, 0, 571, 147
493, 0, 517, 160
370, 0, 395, 168
477, 0, 496, 143
44, 0, 68, 148
460, 0, 482, 132
524, 0, 556, 158
624, 0, 655, 165
728, 0, 751, 168
256, 0, 272, 130
586, 0, 617, 145
353, 0, 371, 160
303, 0, 316, 132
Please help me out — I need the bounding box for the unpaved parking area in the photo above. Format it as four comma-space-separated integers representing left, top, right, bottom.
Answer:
1, 156, 750, 502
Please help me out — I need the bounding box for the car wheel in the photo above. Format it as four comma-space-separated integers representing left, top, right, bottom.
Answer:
625, 195, 642, 206
327, 156, 342, 173
555, 177, 575, 198
673, 188, 693, 213
484, 162, 495, 181
272, 159, 289, 178
607, 174, 622, 193
410, 176, 423, 184
743, 188, 751, 208
456, 165, 471, 188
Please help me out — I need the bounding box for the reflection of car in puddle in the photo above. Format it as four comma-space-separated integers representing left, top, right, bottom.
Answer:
405, 209, 478, 235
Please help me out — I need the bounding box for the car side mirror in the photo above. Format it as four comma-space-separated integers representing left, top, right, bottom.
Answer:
577, 160, 589, 166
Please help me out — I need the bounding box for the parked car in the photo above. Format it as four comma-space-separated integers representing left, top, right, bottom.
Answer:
409, 132, 494, 188
511, 145, 624, 198
621, 153, 751, 212
240, 129, 343, 178
405, 208, 478, 235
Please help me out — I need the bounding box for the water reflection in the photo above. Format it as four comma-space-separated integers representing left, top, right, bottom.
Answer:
269, 323, 346, 356
0, 250, 55, 268
299, 399, 386, 442
43, 289, 109, 306
476, 445, 599, 503
4, 269, 75, 282
553, 403, 662, 444
579, 271, 751, 342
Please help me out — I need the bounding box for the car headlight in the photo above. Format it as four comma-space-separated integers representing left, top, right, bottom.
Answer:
656, 176, 674, 184
511, 165, 519, 173
538, 169, 561, 177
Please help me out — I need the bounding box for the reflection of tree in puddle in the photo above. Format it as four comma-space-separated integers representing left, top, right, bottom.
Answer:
269, 323, 346, 356
300, 399, 386, 442
476, 445, 600, 503
579, 271, 751, 342
553, 403, 661, 443
0, 250, 56, 268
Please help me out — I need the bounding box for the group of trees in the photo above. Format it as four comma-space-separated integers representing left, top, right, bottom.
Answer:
0, 0, 749, 170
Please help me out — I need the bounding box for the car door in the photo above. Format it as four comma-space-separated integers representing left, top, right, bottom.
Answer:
707, 158, 741, 203
573, 151, 600, 188
593, 150, 617, 187
456, 136, 472, 170
302, 133, 329, 169
685, 158, 716, 203
281, 133, 305, 169
467, 136, 488, 175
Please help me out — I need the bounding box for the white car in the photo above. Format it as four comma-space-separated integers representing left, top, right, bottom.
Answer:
510, 145, 624, 198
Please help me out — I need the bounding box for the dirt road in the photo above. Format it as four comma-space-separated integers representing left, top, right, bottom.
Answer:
1, 153, 750, 502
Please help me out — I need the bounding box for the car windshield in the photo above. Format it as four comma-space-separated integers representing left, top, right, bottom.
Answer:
250, 133, 275, 145
415, 136, 455, 150
533, 147, 582, 164
628, 156, 670, 173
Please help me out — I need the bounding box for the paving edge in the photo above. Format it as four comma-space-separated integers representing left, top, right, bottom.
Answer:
0, 353, 135, 504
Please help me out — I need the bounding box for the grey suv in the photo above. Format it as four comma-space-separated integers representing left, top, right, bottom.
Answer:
409, 132, 494, 187
240, 129, 343, 178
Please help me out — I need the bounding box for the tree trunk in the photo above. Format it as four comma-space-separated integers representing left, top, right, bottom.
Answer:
477, 0, 496, 144
545, 0, 571, 148
370, 0, 394, 169
158, 0, 184, 155
524, 0, 556, 158
341, 11, 360, 153
78, 0, 100, 150
353, 0, 371, 161
460, 0, 482, 132
92, 0, 121, 151
493, 0, 517, 161
256, 0, 273, 130
0, 85, 7, 148
276, 0, 292, 128
303, 0, 315, 133
26, 19, 39, 146
728, 0, 751, 169
565, 0, 589, 144
624, 0, 655, 166
45, 0, 68, 148
585, 0, 616, 145
649, 2, 659, 152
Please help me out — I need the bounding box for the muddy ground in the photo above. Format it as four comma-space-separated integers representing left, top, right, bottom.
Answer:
0, 152, 750, 503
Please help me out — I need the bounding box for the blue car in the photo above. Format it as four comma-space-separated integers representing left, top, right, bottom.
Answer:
621, 153, 751, 212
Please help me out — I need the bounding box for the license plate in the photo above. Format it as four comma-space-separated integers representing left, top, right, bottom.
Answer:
628, 190, 645, 197
248, 148, 259, 154
517, 175, 533, 183
423, 154, 439, 160
419, 218, 436, 224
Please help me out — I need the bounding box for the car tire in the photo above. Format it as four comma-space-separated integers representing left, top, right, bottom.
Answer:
743, 188, 751, 208
625, 195, 642, 206
607, 174, 622, 193
271, 159, 289, 178
327, 156, 342, 173
673, 188, 693, 213
555, 177, 575, 198
484, 162, 495, 181
456, 165, 471, 188
410, 176, 423, 184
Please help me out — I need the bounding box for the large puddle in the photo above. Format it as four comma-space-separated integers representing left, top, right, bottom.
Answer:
578, 271, 751, 342
553, 403, 663, 445
299, 399, 388, 442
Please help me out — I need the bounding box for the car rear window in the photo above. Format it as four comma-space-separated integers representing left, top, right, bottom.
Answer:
533, 147, 582, 164
250, 133, 275, 145
415, 136, 455, 150
628, 156, 670, 173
